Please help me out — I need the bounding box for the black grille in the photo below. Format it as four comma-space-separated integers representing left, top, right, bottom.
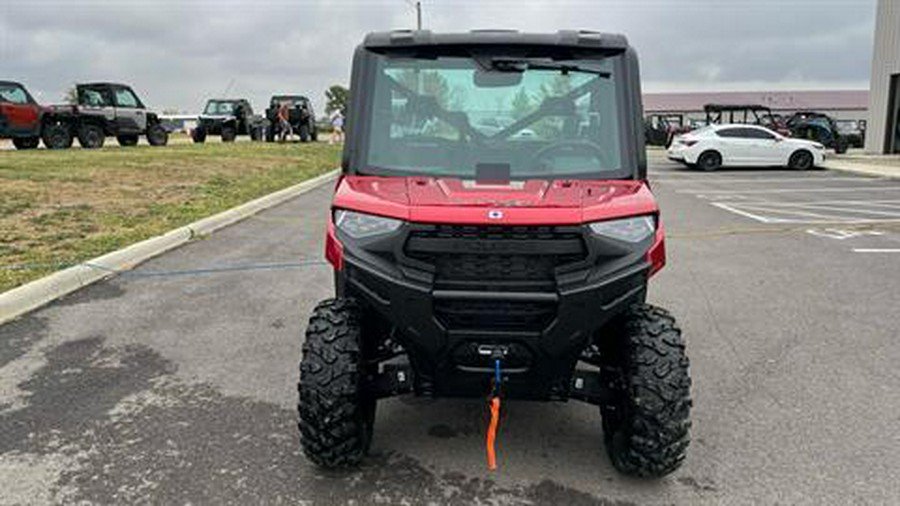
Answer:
405, 224, 586, 332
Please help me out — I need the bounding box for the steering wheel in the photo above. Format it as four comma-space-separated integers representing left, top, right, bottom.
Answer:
529, 140, 609, 171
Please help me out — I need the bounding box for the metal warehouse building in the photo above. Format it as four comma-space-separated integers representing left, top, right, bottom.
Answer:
866, 0, 900, 154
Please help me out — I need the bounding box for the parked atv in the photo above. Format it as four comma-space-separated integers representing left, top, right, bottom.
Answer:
265, 95, 318, 142
192, 99, 267, 143
47, 82, 168, 149
786, 111, 849, 154
297, 30, 692, 478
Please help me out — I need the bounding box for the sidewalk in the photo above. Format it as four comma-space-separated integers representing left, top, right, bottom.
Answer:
822, 151, 900, 178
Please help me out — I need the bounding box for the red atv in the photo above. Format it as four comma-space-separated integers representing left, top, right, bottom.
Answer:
298, 30, 692, 478
0, 80, 72, 150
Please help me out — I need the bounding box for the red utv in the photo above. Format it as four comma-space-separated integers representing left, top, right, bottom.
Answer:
0, 80, 72, 150
297, 30, 692, 478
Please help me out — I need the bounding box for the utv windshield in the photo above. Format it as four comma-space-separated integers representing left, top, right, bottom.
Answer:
204, 101, 237, 115
362, 52, 626, 180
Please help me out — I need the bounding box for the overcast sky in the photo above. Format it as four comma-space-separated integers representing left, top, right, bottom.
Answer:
0, 0, 877, 114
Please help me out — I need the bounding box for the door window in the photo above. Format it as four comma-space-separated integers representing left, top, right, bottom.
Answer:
743, 128, 776, 140
81, 88, 111, 107
0, 84, 29, 104
715, 128, 743, 138
114, 88, 140, 108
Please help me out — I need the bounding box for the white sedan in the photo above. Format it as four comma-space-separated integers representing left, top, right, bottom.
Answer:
667, 124, 826, 171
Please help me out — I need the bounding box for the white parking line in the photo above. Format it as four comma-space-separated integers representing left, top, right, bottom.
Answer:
680, 186, 900, 195
852, 248, 900, 253
655, 177, 875, 184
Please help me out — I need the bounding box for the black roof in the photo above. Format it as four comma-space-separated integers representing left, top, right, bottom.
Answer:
704, 104, 774, 112
270, 95, 309, 101
362, 29, 629, 52
77, 82, 132, 88
205, 98, 249, 103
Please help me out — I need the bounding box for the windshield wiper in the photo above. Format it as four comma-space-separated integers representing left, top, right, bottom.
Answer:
486, 59, 611, 78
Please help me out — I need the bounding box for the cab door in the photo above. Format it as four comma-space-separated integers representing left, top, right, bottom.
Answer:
0, 83, 40, 135
78, 86, 117, 126
112, 86, 146, 133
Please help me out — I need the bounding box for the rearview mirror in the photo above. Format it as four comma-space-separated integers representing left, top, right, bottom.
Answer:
473, 69, 523, 88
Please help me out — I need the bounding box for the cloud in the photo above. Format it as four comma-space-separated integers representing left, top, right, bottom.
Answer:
0, 0, 877, 113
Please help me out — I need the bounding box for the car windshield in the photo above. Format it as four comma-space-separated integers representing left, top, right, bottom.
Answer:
362, 53, 625, 180
205, 101, 236, 115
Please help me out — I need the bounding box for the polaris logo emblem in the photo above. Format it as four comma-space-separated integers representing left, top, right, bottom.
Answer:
487, 210, 503, 220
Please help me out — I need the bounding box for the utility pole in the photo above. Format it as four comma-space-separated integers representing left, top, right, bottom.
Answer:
416, 1, 422, 30
405, 0, 422, 30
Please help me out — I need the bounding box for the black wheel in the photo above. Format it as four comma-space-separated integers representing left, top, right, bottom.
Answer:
221, 125, 237, 142
117, 134, 139, 147
249, 126, 261, 142
147, 124, 168, 146
600, 304, 692, 478
834, 136, 848, 154
77, 124, 105, 149
191, 127, 207, 144
299, 123, 311, 143
788, 150, 814, 170
696, 150, 722, 171
12, 136, 40, 150
298, 298, 375, 468
41, 122, 72, 149
311, 126, 318, 142
266, 126, 275, 143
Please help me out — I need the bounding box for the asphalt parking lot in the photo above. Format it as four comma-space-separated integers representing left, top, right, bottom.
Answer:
1, 152, 899, 505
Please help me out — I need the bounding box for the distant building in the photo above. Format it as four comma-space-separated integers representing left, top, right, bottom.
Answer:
866, 0, 900, 154
643, 90, 869, 123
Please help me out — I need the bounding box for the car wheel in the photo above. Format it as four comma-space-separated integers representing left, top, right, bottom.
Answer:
221, 125, 237, 143
41, 122, 73, 149
147, 124, 169, 146
788, 150, 814, 170
12, 136, 40, 150
77, 124, 105, 149
834, 136, 848, 154
599, 304, 692, 478
265, 126, 275, 143
191, 127, 207, 144
117, 134, 139, 147
298, 298, 375, 468
697, 150, 722, 171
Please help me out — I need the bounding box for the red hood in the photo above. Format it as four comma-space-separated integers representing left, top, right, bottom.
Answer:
332, 175, 659, 225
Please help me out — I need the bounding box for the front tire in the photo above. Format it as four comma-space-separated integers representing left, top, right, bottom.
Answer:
147, 124, 168, 146
788, 149, 814, 170
600, 304, 692, 478
298, 298, 375, 468
41, 122, 73, 149
12, 136, 40, 150
221, 125, 236, 142
191, 126, 207, 144
77, 124, 105, 149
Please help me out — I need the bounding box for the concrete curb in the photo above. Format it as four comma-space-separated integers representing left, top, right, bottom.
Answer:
822, 160, 900, 179
0, 169, 338, 325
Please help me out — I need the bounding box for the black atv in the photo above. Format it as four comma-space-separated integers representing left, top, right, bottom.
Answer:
265, 95, 318, 142
297, 29, 692, 478
192, 98, 267, 143
786, 111, 849, 154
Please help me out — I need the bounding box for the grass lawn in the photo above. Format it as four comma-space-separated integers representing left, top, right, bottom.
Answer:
0, 141, 341, 293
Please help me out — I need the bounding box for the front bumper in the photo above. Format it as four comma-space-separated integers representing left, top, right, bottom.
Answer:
336, 222, 653, 400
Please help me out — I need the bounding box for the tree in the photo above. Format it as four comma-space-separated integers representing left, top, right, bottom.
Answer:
510, 88, 533, 120
325, 85, 349, 115
64, 85, 78, 105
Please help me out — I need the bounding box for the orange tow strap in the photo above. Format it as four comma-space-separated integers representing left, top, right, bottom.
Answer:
486, 396, 501, 470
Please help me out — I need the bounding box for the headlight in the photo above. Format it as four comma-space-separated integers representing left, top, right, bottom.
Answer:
588, 215, 655, 243
334, 210, 403, 239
